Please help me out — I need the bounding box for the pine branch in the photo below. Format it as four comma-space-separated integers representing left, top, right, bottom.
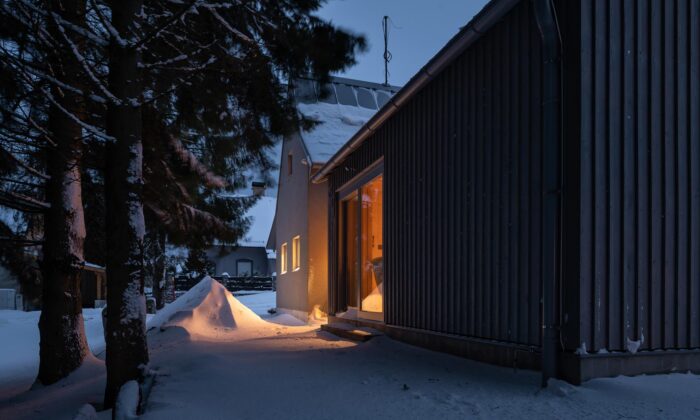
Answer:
134, 0, 199, 50
200, 4, 254, 46
159, 161, 192, 202
51, 11, 120, 105
141, 69, 202, 105
0, 177, 44, 189
141, 39, 216, 69
0, 47, 108, 105
40, 86, 114, 141
147, 201, 231, 236
167, 131, 227, 189
0, 190, 49, 212
2, 1, 61, 50
0, 145, 49, 180
6, 0, 111, 49
0, 236, 44, 246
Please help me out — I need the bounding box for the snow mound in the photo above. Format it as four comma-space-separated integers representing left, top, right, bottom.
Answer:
147, 277, 265, 336
114, 380, 139, 420
73, 404, 97, 420
546, 378, 578, 397
626, 336, 643, 354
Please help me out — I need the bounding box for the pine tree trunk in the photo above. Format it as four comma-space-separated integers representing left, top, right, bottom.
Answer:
36, 0, 90, 386
143, 211, 165, 310
103, 0, 148, 408
153, 229, 166, 310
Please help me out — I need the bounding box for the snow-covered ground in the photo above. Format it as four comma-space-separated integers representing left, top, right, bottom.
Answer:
234, 290, 276, 316
0, 308, 106, 399
1, 278, 699, 420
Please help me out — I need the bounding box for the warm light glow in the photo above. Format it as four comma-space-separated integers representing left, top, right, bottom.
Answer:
292, 235, 301, 271
340, 173, 383, 315
360, 175, 383, 313
280, 242, 288, 274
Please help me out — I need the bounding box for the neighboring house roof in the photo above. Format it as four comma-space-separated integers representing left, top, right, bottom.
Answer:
265, 216, 275, 250
294, 77, 400, 165
311, 0, 519, 183
238, 196, 276, 248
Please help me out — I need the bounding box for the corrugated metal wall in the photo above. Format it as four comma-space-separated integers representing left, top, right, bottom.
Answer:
328, 1, 544, 347
573, 0, 700, 352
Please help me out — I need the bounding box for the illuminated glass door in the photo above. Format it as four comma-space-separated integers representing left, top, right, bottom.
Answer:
339, 170, 383, 321
360, 175, 383, 316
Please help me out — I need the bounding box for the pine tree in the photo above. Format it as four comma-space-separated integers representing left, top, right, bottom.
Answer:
36, 0, 91, 385
0, 0, 97, 384
102, 0, 150, 407
2, 0, 366, 405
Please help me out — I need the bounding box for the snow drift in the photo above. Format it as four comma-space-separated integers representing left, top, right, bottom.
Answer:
147, 277, 265, 338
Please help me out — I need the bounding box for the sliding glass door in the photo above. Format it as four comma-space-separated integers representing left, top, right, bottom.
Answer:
360, 175, 383, 315
339, 170, 383, 321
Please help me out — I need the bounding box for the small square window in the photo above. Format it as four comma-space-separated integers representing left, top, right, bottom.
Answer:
292, 235, 301, 271
280, 243, 288, 274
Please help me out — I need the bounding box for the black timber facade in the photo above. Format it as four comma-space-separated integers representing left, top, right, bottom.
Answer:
323, 0, 700, 384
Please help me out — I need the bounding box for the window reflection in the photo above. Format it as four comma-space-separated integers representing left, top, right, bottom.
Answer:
360, 175, 383, 313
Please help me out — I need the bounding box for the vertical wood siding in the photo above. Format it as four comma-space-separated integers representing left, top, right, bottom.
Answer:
575, 0, 700, 352
328, 2, 544, 347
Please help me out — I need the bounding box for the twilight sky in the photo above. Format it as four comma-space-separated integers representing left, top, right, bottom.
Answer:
316, 0, 490, 87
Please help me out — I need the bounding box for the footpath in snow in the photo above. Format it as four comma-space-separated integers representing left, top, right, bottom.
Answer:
1, 277, 699, 420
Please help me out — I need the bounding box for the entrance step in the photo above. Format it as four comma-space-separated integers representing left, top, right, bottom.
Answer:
320, 323, 382, 342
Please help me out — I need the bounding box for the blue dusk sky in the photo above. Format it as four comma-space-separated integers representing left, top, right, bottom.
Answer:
316, 0, 490, 87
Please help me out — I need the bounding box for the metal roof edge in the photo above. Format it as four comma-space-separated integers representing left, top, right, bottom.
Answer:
310, 0, 521, 184
295, 75, 401, 92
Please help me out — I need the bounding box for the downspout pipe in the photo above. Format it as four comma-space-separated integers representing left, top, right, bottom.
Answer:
533, 0, 562, 387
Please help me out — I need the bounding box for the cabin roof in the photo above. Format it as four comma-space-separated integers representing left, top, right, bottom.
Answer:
293, 77, 400, 165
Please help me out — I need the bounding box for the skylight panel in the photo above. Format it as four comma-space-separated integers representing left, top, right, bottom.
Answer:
336, 84, 358, 106
356, 88, 377, 109
376, 91, 392, 108
318, 83, 338, 104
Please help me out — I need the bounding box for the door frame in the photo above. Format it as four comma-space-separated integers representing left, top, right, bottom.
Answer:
336, 160, 385, 322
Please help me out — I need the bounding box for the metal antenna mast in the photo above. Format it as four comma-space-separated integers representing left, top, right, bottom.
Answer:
382, 16, 392, 86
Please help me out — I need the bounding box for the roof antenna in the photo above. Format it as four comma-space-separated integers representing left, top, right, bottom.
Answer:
382, 16, 392, 86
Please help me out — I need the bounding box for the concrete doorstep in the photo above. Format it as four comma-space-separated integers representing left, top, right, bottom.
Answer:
320, 323, 382, 342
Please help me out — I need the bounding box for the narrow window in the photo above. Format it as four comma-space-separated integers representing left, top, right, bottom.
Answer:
280, 243, 288, 274
287, 153, 293, 175
292, 235, 301, 271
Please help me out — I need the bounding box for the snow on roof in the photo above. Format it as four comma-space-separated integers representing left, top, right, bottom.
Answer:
294, 78, 399, 164
297, 102, 380, 164
238, 196, 276, 248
